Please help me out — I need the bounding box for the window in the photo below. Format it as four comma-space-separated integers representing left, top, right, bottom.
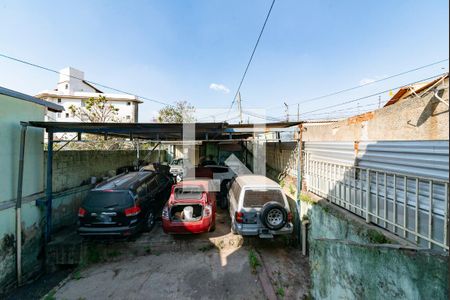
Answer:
81, 100, 85, 107
65, 84, 68, 89
84, 191, 133, 209
243, 189, 284, 208
136, 186, 147, 198
57, 113, 61, 118
57, 98, 62, 103
65, 113, 69, 118
231, 182, 241, 201
127, 102, 131, 106
147, 176, 160, 194
174, 186, 204, 200
126, 115, 131, 120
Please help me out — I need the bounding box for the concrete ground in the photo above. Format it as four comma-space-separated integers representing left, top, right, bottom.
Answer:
55, 248, 265, 300
49, 209, 310, 300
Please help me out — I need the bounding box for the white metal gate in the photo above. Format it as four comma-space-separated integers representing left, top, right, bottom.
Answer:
304, 141, 449, 251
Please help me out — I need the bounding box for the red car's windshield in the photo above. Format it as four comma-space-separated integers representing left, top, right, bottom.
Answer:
174, 186, 205, 200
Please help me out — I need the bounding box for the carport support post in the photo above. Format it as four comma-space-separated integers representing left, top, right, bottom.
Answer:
296, 125, 303, 248
158, 142, 161, 163
45, 131, 54, 243
16, 123, 28, 286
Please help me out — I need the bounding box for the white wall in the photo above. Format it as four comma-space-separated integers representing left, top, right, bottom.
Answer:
57, 67, 97, 94
45, 97, 137, 123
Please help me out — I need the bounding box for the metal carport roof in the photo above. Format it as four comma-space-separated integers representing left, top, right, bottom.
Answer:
26, 121, 301, 141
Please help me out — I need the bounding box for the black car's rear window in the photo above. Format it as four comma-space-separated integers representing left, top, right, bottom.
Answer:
243, 189, 284, 208
83, 190, 134, 209
174, 186, 204, 200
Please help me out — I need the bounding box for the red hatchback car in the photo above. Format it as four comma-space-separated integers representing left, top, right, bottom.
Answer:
162, 180, 216, 234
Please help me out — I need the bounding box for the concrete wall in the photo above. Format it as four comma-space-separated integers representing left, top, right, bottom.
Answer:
0, 201, 44, 293
306, 200, 448, 299
0, 94, 47, 294
0, 94, 45, 204
47, 149, 166, 193
303, 79, 449, 141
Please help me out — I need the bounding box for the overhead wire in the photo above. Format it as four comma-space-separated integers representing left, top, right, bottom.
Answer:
229, 72, 448, 122
298, 72, 448, 116
266, 58, 449, 110
225, 0, 276, 119
0, 53, 169, 106
221, 60, 449, 122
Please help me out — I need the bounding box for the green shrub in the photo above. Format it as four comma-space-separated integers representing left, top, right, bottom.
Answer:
300, 194, 314, 205
248, 250, 261, 273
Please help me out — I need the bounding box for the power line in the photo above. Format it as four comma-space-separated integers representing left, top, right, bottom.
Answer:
211, 59, 449, 122
242, 110, 283, 122
299, 72, 448, 116
0, 53, 168, 106
237, 72, 447, 122
282, 98, 383, 118
226, 0, 276, 118
302, 102, 380, 117
266, 58, 449, 110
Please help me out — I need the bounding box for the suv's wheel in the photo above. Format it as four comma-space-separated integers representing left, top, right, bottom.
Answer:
144, 211, 156, 232
260, 202, 287, 230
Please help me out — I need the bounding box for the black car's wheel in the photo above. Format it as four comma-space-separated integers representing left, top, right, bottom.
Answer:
260, 202, 287, 230
144, 211, 156, 232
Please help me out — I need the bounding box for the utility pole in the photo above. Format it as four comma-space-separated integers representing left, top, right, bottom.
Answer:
284, 102, 289, 122
237, 92, 243, 124
297, 104, 300, 121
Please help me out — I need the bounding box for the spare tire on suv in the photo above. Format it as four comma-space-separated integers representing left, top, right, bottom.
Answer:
260, 201, 288, 230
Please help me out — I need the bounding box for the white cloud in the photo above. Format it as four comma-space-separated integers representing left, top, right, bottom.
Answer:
359, 78, 376, 86
209, 83, 230, 94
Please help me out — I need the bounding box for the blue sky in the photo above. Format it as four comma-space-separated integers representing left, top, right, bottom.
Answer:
0, 0, 448, 122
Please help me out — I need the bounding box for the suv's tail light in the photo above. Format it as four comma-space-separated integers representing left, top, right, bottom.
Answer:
162, 206, 169, 220
124, 205, 141, 217
78, 207, 86, 218
287, 212, 293, 222
203, 205, 212, 217
235, 211, 244, 223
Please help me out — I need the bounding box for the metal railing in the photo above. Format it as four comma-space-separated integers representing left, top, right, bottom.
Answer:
305, 153, 449, 251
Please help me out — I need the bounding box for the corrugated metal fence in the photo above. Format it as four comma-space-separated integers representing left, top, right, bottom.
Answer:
304, 141, 449, 250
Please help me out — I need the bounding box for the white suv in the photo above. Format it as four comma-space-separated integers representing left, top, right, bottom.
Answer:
228, 175, 293, 238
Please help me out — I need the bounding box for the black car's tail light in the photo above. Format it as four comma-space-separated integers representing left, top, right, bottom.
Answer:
78, 207, 86, 218
124, 205, 141, 217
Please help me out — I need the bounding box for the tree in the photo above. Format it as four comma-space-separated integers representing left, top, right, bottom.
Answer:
65, 95, 125, 150
69, 95, 119, 122
157, 101, 196, 123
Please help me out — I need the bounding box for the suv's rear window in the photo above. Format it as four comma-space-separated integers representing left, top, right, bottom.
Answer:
83, 190, 133, 209
243, 189, 284, 207
174, 186, 204, 200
